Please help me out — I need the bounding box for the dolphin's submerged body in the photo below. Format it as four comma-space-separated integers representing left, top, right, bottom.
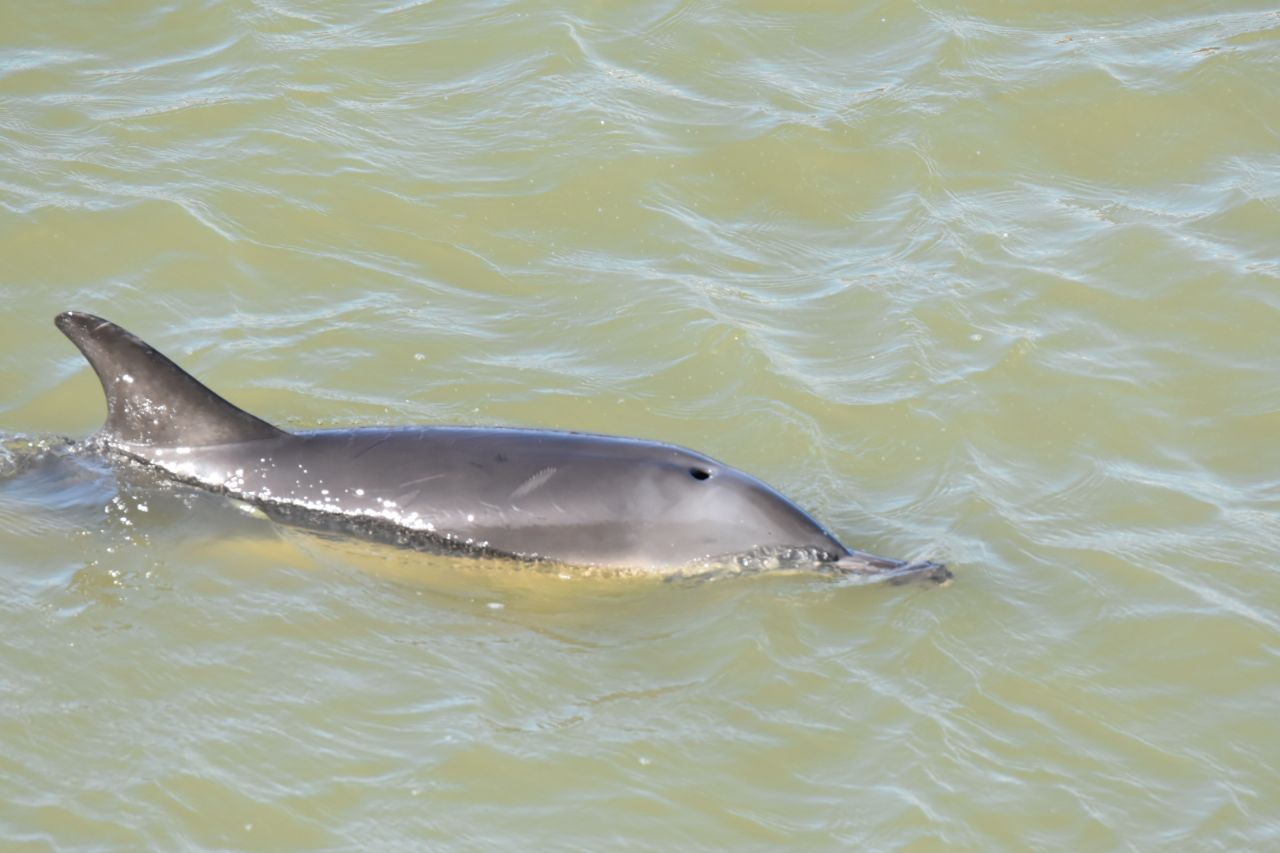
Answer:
54, 311, 949, 582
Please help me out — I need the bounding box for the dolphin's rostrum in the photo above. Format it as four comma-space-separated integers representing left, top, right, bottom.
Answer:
55, 311, 949, 582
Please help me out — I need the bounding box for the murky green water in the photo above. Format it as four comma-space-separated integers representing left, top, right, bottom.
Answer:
2, 1, 1278, 848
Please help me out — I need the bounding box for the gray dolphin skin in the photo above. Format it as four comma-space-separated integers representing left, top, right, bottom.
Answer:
54, 311, 949, 583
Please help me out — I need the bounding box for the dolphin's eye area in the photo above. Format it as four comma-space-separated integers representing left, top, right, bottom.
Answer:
689, 467, 711, 481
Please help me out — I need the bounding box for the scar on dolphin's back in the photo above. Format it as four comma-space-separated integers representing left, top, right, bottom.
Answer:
511, 466, 556, 499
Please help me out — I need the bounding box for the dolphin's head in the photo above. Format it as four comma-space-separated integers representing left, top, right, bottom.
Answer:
616, 449, 851, 568
613, 448, 948, 582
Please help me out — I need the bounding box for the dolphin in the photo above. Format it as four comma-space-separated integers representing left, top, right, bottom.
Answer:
53, 311, 949, 582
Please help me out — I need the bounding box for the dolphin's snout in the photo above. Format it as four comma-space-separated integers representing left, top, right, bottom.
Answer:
832, 551, 952, 585
890, 560, 953, 586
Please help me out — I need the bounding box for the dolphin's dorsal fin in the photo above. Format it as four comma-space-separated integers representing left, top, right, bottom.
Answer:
56, 311, 285, 447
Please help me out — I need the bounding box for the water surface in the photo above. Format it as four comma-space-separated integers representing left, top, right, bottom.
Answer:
2, 1, 1278, 848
